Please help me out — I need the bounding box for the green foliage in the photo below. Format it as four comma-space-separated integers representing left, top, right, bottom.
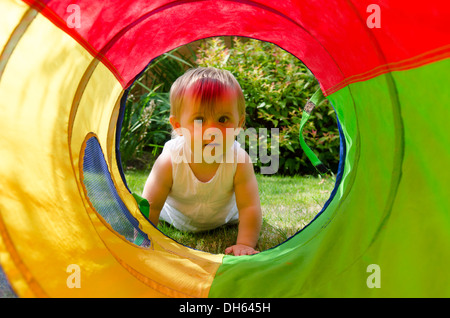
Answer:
195, 37, 340, 175
121, 37, 340, 175
120, 85, 172, 169
145, 50, 196, 92
120, 47, 195, 169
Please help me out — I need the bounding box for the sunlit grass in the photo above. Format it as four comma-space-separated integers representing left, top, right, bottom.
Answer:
125, 169, 336, 254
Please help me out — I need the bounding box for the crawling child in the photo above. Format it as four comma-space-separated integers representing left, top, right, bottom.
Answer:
142, 67, 262, 256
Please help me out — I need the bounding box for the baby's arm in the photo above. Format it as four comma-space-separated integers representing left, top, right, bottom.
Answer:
225, 151, 262, 256
142, 151, 172, 227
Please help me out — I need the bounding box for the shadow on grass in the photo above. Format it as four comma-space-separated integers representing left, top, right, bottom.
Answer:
158, 221, 239, 254
157, 214, 316, 255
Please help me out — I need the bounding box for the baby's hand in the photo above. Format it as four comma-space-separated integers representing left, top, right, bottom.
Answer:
225, 244, 259, 256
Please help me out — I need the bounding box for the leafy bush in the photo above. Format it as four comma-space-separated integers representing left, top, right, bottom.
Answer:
120, 48, 195, 169
120, 37, 340, 175
120, 85, 172, 169
143, 50, 196, 93
196, 37, 340, 175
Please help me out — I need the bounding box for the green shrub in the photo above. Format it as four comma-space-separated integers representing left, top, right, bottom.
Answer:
196, 37, 340, 175
120, 48, 195, 169
121, 37, 340, 175
120, 85, 172, 169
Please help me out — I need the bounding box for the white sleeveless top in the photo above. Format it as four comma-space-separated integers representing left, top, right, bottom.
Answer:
159, 136, 240, 232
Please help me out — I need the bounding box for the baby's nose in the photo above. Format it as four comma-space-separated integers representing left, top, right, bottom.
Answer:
203, 125, 222, 140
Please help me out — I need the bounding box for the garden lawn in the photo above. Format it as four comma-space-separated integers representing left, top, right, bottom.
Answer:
124, 169, 336, 254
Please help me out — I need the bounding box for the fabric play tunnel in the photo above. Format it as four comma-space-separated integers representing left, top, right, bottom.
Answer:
1, 0, 450, 297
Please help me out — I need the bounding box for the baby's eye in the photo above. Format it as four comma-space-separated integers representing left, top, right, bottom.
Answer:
218, 116, 229, 123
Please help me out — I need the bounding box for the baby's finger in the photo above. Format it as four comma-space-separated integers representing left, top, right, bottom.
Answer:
241, 248, 256, 256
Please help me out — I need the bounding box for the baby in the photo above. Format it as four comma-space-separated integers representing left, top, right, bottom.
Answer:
142, 67, 262, 256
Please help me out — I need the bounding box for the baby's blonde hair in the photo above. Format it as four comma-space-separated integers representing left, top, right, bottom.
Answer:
169, 67, 245, 121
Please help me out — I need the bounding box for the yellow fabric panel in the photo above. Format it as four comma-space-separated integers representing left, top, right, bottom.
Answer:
0, 12, 99, 297
0, 6, 222, 297
0, 0, 29, 50
70, 60, 223, 296
0, 11, 135, 297
0, 0, 37, 297
80, 184, 222, 298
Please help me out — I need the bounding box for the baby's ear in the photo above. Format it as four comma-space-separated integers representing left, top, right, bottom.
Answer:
169, 115, 182, 135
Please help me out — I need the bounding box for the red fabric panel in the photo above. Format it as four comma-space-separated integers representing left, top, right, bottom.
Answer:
22, 0, 450, 94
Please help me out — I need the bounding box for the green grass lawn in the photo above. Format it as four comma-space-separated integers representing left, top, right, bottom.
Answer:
125, 169, 336, 254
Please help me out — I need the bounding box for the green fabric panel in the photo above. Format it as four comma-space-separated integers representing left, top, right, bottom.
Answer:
309, 88, 326, 106
299, 111, 323, 167
132, 192, 150, 219
208, 59, 450, 297
131, 193, 150, 245
298, 88, 329, 173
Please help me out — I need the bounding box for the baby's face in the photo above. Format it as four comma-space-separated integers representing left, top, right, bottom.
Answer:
173, 95, 244, 162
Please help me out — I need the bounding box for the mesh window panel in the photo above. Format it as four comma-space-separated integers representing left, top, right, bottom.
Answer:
82, 136, 151, 247
0, 265, 16, 298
